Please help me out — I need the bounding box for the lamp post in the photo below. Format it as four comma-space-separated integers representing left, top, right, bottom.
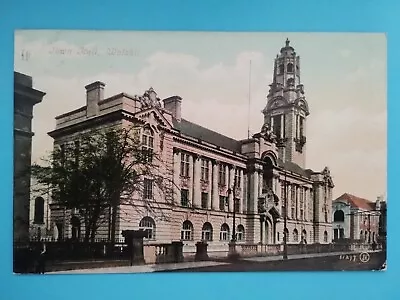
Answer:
227, 175, 238, 242
227, 174, 239, 260
283, 168, 288, 260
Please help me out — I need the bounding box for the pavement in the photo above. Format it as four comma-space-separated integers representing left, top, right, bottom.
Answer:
47, 250, 384, 274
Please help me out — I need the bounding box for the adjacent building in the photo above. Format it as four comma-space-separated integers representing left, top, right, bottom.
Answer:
47, 40, 335, 254
332, 193, 382, 243
14, 71, 46, 243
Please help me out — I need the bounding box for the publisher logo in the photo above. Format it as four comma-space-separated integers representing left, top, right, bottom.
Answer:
359, 252, 370, 263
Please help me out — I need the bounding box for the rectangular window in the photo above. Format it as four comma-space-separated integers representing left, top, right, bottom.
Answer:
219, 196, 227, 211
218, 164, 226, 185
234, 169, 241, 187
201, 192, 208, 209
143, 179, 153, 199
181, 189, 189, 207
201, 159, 209, 181
180, 153, 190, 177
272, 115, 282, 138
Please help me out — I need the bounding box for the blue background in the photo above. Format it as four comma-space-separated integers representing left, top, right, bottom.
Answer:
0, 1, 397, 299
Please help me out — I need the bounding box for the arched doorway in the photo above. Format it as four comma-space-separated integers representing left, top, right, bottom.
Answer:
262, 156, 274, 193
71, 216, 81, 240
265, 217, 273, 244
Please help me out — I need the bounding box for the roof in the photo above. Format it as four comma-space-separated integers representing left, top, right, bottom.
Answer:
277, 159, 312, 178
172, 118, 242, 152
334, 193, 375, 211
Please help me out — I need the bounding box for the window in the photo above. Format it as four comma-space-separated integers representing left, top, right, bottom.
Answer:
301, 230, 307, 243
181, 189, 189, 207
181, 221, 193, 240
139, 217, 156, 239
34, 197, 45, 224
201, 192, 208, 209
272, 115, 282, 138
287, 63, 294, 73
143, 179, 153, 199
201, 159, 209, 181
293, 229, 299, 242
142, 127, 154, 162
334, 210, 345, 222
237, 225, 245, 241
219, 196, 227, 211
234, 198, 240, 213
220, 223, 230, 241
234, 168, 241, 187
201, 222, 213, 241
360, 230, 364, 240
218, 164, 227, 185
279, 64, 284, 74
180, 153, 190, 177
323, 231, 328, 242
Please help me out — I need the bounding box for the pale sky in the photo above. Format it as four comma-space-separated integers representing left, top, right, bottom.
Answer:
14, 30, 386, 201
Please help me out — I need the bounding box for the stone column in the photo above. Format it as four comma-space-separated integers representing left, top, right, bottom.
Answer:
211, 160, 219, 210
252, 171, 259, 214
304, 188, 308, 221
173, 149, 180, 205
239, 169, 244, 214
260, 218, 264, 244
193, 155, 201, 208
228, 166, 234, 212
207, 160, 212, 209
188, 154, 194, 206
280, 115, 284, 138
258, 170, 263, 195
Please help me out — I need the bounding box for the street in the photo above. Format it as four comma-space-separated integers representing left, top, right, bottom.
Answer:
158, 251, 386, 272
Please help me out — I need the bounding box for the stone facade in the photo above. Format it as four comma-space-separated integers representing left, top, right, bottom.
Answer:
14, 71, 46, 243
46, 40, 335, 253
332, 193, 382, 243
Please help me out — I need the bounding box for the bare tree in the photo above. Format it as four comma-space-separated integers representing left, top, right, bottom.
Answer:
31, 124, 176, 244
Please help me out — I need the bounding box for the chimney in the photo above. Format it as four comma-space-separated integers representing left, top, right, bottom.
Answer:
85, 81, 105, 117
163, 96, 182, 122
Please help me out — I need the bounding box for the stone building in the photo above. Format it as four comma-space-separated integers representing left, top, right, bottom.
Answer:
14, 71, 46, 243
332, 193, 382, 243
47, 40, 334, 253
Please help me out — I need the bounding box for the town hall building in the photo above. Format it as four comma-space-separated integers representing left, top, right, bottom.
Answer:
47, 40, 335, 254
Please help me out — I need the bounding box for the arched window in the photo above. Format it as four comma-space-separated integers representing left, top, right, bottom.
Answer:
139, 217, 156, 239
220, 223, 230, 241
237, 225, 245, 241
334, 210, 345, 222
34, 197, 45, 224
181, 220, 193, 241
201, 222, 213, 241
279, 64, 284, 74
293, 229, 299, 242
301, 230, 307, 243
323, 231, 328, 242
142, 126, 154, 162
287, 63, 294, 73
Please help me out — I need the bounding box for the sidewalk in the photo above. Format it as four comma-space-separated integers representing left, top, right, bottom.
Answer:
48, 260, 230, 274
48, 250, 381, 274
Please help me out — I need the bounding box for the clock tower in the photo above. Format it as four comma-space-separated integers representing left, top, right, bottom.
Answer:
262, 39, 310, 168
